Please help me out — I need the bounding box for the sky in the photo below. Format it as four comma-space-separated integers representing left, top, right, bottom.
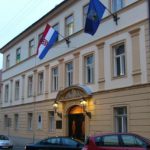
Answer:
0, 0, 64, 69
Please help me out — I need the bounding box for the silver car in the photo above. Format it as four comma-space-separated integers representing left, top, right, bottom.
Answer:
0, 135, 13, 150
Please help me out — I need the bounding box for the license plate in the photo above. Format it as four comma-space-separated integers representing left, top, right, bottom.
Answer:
2, 146, 8, 148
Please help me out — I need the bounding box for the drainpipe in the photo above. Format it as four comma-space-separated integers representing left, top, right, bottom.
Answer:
149, 0, 150, 35
148, 0, 150, 31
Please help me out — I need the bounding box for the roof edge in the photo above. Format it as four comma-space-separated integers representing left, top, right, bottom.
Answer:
0, 0, 77, 53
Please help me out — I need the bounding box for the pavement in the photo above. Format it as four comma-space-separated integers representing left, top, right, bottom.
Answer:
13, 145, 25, 150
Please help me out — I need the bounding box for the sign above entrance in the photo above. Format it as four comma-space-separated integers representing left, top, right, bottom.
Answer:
56, 85, 92, 101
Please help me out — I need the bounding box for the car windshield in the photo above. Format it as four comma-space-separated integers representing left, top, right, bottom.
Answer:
0, 135, 9, 140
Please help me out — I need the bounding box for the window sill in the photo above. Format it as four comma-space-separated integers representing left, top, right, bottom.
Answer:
37, 128, 43, 131
37, 93, 44, 96
112, 74, 127, 80
85, 82, 95, 85
51, 90, 58, 93
49, 130, 55, 133
28, 95, 33, 98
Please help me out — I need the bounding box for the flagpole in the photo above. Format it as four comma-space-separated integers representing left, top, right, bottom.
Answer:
58, 32, 70, 47
105, 7, 119, 25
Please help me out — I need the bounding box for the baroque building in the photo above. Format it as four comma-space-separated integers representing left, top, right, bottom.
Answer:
0, 0, 150, 145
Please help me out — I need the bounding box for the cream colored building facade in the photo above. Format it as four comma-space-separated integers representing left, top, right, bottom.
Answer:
0, 0, 150, 145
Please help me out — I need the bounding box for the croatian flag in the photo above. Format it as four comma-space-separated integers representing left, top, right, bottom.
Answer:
37, 24, 58, 59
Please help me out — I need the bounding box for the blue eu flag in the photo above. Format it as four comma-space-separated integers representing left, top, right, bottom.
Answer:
84, 0, 106, 35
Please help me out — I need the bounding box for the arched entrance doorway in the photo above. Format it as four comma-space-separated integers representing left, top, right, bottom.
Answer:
55, 85, 92, 141
68, 105, 85, 141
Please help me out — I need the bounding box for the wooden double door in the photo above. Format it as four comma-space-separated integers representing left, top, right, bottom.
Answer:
68, 113, 85, 141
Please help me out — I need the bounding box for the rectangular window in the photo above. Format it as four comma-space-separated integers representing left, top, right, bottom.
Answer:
38, 33, 43, 43
29, 39, 35, 56
28, 76, 33, 97
51, 67, 58, 91
15, 80, 20, 100
38, 72, 44, 95
28, 113, 33, 130
84, 54, 94, 84
112, 0, 124, 12
14, 114, 19, 130
48, 111, 55, 132
113, 43, 126, 77
16, 48, 21, 63
114, 107, 127, 133
4, 115, 8, 128
83, 4, 89, 27
53, 23, 59, 42
5, 84, 9, 102
65, 14, 74, 36
37, 113, 42, 129
65, 62, 73, 87
6, 54, 10, 69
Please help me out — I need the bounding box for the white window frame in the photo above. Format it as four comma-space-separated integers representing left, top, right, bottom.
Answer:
5, 84, 9, 102
113, 43, 126, 77
37, 112, 42, 129
51, 67, 58, 92
4, 115, 8, 128
28, 113, 33, 130
84, 54, 94, 84
65, 14, 74, 37
6, 54, 10, 69
112, 0, 124, 12
29, 39, 35, 56
114, 107, 127, 133
15, 80, 20, 100
65, 62, 73, 87
16, 47, 21, 63
28, 76, 33, 97
83, 4, 89, 27
48, 111, 55, 132
38, 33, 43, 43
38, 72, 44, 95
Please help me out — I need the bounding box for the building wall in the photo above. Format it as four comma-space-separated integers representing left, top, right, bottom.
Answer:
0, 84, 150, 144
2, 0, 146, 78
145, 20, 150, 82
92, 84, 150, 138
1, 19, 148, 107
0, 0, 149, 146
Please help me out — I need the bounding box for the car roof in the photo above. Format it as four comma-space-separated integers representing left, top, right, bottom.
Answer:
38, 136, 83, 143
89, 132, 149, 139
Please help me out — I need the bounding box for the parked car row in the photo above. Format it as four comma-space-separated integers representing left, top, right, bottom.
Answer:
25, 133, 150, 150
1, 133, 150, 150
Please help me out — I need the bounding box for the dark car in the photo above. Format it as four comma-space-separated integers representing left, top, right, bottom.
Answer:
0, 135, 13, 150
82, 133, 150, 150
25, 136, 84, 150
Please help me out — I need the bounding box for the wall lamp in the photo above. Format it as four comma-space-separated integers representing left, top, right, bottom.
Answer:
52, 101, 62, 118
80, 98, 91, 119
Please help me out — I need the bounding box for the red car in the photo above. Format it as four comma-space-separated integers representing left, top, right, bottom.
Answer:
82, 133, 150, 150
